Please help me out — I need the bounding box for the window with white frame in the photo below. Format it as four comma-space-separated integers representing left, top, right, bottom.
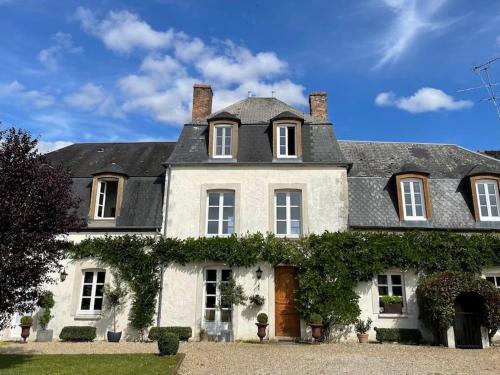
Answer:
377, 274, 404, 313
486, 275, 500, 289
275, 191, 302, 237
475, 180, 500, 221
277, 125, 297, 158
401, 178, 426, 220
207, 191, 235, 236
203, 268, 233, 325
79, 270, 105, 314
213, 125, 233, 158
95, 179, 118, 219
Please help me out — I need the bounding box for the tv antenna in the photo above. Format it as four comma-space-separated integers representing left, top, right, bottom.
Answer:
458, 57, 500, 119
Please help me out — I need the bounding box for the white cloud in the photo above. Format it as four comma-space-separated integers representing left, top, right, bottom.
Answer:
375, 0, 449, 68
37, 140, 73, 153
74, 7, 174, 53
375, 87, 473, 113
0, 80, 55, 108
64, 83, 123, 118
38, 32, 82, 71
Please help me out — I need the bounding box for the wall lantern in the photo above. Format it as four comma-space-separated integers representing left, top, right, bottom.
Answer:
60, 268, 68, 282
256, 266, 263, 280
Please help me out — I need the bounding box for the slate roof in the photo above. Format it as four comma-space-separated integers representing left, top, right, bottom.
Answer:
167, 97, 347, 165
339, 141, 500, 231
481, 150, 500, 160
47, 142, 175, 229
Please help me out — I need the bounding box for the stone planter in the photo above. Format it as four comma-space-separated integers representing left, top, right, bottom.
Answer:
357, 333, 369, 343
256, 323, 268, 343
20, 325, 31, 343
383, 303, 403, 314
36, 329, 53, 342
309, 323, 323, 343
107, 331, 122, 343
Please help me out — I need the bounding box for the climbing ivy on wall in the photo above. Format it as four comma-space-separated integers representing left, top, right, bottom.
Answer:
67, 231, 500, 339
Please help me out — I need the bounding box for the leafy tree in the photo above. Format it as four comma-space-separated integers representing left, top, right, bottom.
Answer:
0, 128, 79, 329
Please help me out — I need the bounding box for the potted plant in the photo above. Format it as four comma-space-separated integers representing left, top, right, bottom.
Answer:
309, 313, 323, 343
380, 295, 403, 314
20, 316, 33, 343
248, 294, 265, 307
104, 280, 128, 342
354, 318, 372, 343
36, 291, 55, 342
255, 313, 268, 343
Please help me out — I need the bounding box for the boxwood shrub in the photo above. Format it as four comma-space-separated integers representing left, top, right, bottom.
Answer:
158, 332, 179, 356
59, 326, 96, 342
374, 328, 422, 344
148, 326, 192, 342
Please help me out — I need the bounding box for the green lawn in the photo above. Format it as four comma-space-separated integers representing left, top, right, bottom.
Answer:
0, 353, 181, 375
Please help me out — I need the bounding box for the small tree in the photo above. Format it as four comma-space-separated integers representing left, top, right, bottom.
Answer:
37, 291, 55, 330
0, 128, 80, 329
104, 279, 128, 333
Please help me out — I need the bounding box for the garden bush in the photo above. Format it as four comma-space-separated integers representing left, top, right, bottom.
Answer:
158, 332, 179, 356
374, 327, 422, 344
148, 326, 192, 342
20, 316, 33, 326
59, 326, 96, 342
309, 313, 323, 324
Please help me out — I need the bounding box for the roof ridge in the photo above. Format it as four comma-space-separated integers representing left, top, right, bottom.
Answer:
455, 145, 500, 164
65, 141, 176, 145
338, 139, 458, 146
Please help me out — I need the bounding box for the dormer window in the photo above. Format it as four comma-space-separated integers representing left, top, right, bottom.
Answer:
395, 173, 432, 221
277, 125, 297, 158
473, 178, 500, 221
213, 125, 233, 158
95, 179, 118, 219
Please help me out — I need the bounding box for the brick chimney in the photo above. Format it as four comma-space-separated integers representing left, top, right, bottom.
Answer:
192, 83, 213, 122
309, 91, 328, 122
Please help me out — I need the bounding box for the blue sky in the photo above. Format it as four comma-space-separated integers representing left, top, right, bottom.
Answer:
1, 0, 500, 152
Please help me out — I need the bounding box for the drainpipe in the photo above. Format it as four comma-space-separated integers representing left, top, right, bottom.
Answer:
157, 166, 172, 327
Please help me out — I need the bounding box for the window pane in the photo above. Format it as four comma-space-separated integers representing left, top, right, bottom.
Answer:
479, 195, 487, 206
206, 270, 217, 281
223, 206, 234, 220
216, 145, 222, 155
216, 127, 224, 137
206, 283, 216, 295
403, 181, 411, 193
279, 127, 286, 136
287, 127, 296, 156
290, 207, 300, 220
84, 272, 93, 284
97, 272, 106, 283
276, 207, 286, 220
496, 277, 500, 287
280, 145, 286, 155
205, 310, 215, 322
404, 193, 412, 204
477, 183, 485, 194
99, 182, 106, 193
80, 298, 91, 310
290, 192, 301, 206
290, 220, 301, 235
414, 193, 422, 205
93, 298, 103, 311
220, 296, 231, 309
377, 275, 387, 285
103, 181, 118, 218
207, 221, 219, 234
82, 285, 92, 297
392, 286, 403, 296
490, 194, 498, 206
276, 193, 286, 206
208, 193, 219, 206
486, 277, 495, 284
224, 144, 231, 155
95, 284, 104, 297
206, 296, 216, 308
208, 207, 219, 220
276, 221, 287, 234
222, 270, 232, 281
481, 206, 489, 217
378, 286, 389, 295
491, 206, 499, 217
221, 310, 232, 322
415, 205, 423, 217
487, 183, 495, 193
223, 192, 234, 206
391, 275, 402, 285
222, 221, 232, 234
405, 205, 413, 217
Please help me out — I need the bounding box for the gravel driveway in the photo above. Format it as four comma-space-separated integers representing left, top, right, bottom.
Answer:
1, 341, 499, 375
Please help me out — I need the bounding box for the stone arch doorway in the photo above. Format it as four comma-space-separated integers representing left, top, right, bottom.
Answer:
453, 292, 485, 349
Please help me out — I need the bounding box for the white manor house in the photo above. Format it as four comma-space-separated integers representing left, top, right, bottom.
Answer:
2, 84, 500, 348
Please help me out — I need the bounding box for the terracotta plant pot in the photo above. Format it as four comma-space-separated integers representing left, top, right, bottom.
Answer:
20, 325, 31, 343
383, 303, 403, 314
309, 323, 323, 343
357, 333, 369, 343
256, 323, 268, 343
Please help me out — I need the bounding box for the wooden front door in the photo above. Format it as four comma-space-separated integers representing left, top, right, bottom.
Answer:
275, 266, 300, 337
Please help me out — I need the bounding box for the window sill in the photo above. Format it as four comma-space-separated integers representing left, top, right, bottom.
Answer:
378, 313, 409, 319
74, 314, 102, 321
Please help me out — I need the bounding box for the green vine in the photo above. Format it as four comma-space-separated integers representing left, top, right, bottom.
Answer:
68, 231, 500, 340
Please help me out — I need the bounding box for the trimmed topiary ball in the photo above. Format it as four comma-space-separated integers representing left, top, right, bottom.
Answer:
257, 313, 268, 324
158, 332, 179, 356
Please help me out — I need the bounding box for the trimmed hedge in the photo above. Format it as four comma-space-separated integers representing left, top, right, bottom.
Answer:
59, 326, 96, 342
158, 332, 179, 356
148, 326, 192, 342
374, 328, 422, 344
